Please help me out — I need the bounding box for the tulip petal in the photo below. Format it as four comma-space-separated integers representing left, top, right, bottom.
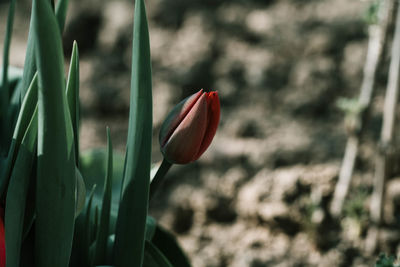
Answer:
196, 91, 220, 158
162, 93, 208, 164
159, 89, 203, 147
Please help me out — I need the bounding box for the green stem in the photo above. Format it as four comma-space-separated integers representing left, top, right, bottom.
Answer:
149, 158, 172, 200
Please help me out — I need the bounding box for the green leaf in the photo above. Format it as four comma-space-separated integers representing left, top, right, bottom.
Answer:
80, 149, 125, 226
145, 216, 157, 241
84, 186, 97, 266
19, 223, 35, 267
1, 0, 16, 119
114, 0, 153, 265
152, 225, 191, 267
69, 210, 86, 266
93, 127, 113, 264
66, 41, 81, 167
0, 0, 18, 155
55, 0, 69, 33
12, 74, 39, 143
19, 0, 68, 102
0, 66, 23, 127
93, 206, 99, 245
75, 167, 86, 218
375, 254, 400, 267
5, 107, 38, 267
143, 241, 173, 267
33, 0, 76, 265
18, 17, 37, 102
0, 73, 38, 200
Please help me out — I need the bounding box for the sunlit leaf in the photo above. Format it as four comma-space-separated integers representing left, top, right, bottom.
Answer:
114, 0, 153, 265
0, 73, 38, 200
5, 107, 37, 267
55, 0, 69, 33
66, 41, 80, 167
33, 0, 76, 265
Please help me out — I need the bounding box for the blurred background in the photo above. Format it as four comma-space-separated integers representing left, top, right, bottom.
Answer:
2, 0, 399, 266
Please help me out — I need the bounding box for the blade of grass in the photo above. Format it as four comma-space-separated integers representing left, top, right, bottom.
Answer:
5, 107, 38, 267
93, 127, 113, 264
66, 41, 80, 167
114, 0, 153, 265
33, 0, 76, 265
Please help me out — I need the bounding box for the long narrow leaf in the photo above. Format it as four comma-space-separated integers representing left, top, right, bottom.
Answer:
75, 168, 86, 217
93, 127, 113, 264
55, 0, 69, 33
143, 241, 173, 267
18, 19, 37, 101
33, 0, 76, 266
0, 0, 17, 155
84, 186, 96, 266
79, 149, 125, 222
0, 73, 38, 200
5, 107, 38, 267
1, 0, 16, 118
19, 0, 69, 101
152, 225, 191, 267
114, 0, 153, 265
12, 74, 38, 143
66, 41, 80, 167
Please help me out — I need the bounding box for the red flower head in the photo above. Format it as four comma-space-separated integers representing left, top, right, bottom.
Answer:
159, 89, 220, 164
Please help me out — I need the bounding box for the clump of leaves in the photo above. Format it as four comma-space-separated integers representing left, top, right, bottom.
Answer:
376, 254, 400, 267
342, 186, 369, 221
363, 0, 380, 25
336, 97, 365, 134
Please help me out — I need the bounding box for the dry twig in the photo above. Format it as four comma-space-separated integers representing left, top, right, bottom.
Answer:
330, 0, 394, 217
366, 0, 400, 254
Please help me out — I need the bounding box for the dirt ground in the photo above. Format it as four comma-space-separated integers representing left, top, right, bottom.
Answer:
2, 0, 400, 266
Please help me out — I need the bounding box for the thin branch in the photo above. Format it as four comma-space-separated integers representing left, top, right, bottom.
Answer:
366, 0, 400, 254
330, 0, 394, 217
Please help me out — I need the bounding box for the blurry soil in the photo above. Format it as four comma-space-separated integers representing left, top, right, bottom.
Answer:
2, 0, 400, 266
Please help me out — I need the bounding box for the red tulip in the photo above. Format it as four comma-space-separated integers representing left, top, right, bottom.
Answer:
159, 89, 220, 164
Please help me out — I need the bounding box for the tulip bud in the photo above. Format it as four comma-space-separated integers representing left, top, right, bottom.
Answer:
159, 89, 220, 164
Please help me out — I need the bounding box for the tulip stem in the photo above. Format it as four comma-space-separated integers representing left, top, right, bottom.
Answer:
149, 158, 172, 200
